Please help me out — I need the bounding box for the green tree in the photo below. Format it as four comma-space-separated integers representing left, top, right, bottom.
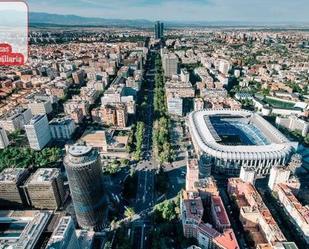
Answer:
154, 199, 177, 221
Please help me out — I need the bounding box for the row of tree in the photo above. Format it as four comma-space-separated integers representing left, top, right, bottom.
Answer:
0, 147, 62, 172
152, 54, 174, 164
133, 121, 145, 161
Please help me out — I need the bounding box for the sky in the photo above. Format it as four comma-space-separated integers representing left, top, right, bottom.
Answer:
26, 0, 309, 23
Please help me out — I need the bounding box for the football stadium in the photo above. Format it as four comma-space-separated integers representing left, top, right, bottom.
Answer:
188, 109, 298, 176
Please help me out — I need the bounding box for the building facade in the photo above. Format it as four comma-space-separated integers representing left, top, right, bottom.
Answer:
46, 216, 81, 249
49, 116, 76, 140
23, 168, 65, 210
0, 168, 30, 207
28, 100, 53, 116
154, 21, 164, 39
25, 115, 51, 150
64, 145, 106, 229
162, 53, 179, 78
0, 126, 9, 148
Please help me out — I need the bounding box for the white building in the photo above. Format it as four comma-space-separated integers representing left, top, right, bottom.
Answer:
0, 108, 32, 132
0, 127, 9, 148
49, 117, 76, 140
25, 115, 51, 150
239, 166, 256, 184
167, 97, 183, 116
276, 116, 309, 137
234, 70, 241, 78
194, 98, 204, 111
46, 216, 80, 249
180, 68, 190, 83
268, 166, 290, 191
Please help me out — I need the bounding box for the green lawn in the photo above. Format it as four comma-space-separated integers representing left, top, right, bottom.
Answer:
264, 97, 295, 109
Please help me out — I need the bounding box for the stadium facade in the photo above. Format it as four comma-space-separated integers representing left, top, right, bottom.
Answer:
188, 109, 298, 176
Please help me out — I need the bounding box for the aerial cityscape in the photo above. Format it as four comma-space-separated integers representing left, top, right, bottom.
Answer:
0, 1, 309, 249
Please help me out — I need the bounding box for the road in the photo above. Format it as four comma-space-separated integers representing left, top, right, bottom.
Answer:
132, 50, 157, 249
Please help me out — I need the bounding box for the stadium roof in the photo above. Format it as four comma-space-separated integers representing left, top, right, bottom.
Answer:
188, 109, 298, 161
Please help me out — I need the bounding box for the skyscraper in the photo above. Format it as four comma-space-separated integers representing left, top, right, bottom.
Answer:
162, 53, 179, 77
154, 21, 164, 39
64, 144, 106, 229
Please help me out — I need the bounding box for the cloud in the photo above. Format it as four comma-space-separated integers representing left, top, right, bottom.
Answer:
26, 0, 309, 22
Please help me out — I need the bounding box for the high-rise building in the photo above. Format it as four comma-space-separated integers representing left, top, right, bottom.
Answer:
64, 144, 106, 229
72, 70, 85, 85
0, 168, 30, 208
46, 216, 81, 249
0, 126, 9, 148
23, 168, 65, 210
162, 53, 179, 77
28, 99, 53, 116
25, 115, 51, 150
154, 21, 164, 39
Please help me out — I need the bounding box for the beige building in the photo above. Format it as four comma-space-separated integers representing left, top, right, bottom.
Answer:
24, 168, 65, 210
92, 103, 128, 128
186, 159, 199, 192
81, 130, 108, 152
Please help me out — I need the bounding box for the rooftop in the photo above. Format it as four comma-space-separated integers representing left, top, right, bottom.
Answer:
68, 145, 92, 157
27, 114, 46, 125
228, 178, 286, 245
27, 168, 60, 184
49, 116, 74, 126
188, 109, 297, 157
213, 229, 239, 249
0, 168, 28, 183
211, 196, 230, 226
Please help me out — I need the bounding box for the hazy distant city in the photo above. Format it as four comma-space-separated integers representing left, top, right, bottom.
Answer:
0, 1, 309, 249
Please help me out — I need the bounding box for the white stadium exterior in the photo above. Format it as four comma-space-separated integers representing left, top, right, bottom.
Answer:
188, 109, 298, 176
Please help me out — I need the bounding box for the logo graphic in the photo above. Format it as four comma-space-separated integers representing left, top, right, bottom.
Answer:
0, 1, 28, 66
0, 43, 24, 66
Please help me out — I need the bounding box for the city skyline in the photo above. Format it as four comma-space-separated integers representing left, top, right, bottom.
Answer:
27, 0, 309, 23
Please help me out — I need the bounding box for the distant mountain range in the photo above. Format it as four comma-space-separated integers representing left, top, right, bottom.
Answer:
30, 12, 153, 27
29, 12, 309, 28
